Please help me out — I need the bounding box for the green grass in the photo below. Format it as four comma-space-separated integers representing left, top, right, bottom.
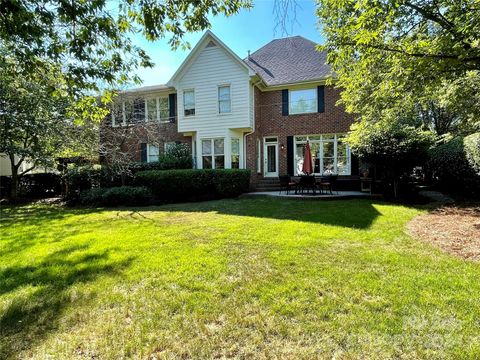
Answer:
1, 198, 479, 359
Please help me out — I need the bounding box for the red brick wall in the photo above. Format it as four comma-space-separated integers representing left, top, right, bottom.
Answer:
100, 121, 191, 163
246, 86, 355, 185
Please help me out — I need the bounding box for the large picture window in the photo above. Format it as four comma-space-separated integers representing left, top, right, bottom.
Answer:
202, 138, 224, 169
289, 88, 317, 114
294, 134, 350, 175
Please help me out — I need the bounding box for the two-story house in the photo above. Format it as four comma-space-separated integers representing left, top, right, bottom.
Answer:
105, 31, 358, 189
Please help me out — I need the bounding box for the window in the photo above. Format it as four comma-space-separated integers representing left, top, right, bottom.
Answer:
289, 88, 317, 114
159, 97, 169, 121
147, 144, 159, 163
294, 134, 350, 175
146, 98, 157, 122
146, 97, 169, 122
218, 85, 231, 113
184, 90, 195, 116
164, 142, 175, 153
202, 138, 224, 169
133, 98, 145, 122
231, 138, 240, 169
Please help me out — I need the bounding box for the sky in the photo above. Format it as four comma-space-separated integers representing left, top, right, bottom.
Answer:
131, 0, 324, 88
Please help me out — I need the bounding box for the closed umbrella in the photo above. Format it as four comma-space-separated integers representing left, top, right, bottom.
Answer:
302, 141, 313, 175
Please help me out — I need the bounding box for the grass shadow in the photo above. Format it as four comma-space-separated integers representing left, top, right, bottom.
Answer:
0, 244, 133, 359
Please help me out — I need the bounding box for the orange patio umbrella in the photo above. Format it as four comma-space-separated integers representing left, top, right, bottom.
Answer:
302, 141, 313, 175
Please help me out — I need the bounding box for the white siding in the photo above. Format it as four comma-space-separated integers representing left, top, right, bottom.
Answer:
175, 44, 253, 137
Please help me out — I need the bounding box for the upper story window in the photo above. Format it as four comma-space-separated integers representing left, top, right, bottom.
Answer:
218, 85, 231, 113
289, 88, 317, 115
133, 98, 145, 122
184, 90, 195, 116
146, 96, 169, 122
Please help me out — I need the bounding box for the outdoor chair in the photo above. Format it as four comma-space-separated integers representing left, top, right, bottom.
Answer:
296, 175, 316, 194
317, 175, 338, 195
279, 175, 297, 195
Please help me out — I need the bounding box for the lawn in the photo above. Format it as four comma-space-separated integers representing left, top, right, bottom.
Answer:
1, 198, 479, 359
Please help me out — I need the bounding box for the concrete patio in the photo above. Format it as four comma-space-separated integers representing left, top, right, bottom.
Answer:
242, 190, 383, 200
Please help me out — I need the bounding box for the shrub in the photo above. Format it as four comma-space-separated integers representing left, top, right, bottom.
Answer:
129, 143, 193, 173
428, 136, 480, 196
464, 132, 480, 175
134, 169, 251, 202
80, 186, 151, 206
64, 166, 121, 199
1, 173, 62, 199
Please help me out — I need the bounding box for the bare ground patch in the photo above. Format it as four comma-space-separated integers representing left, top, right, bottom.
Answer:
407, 204, 480, 261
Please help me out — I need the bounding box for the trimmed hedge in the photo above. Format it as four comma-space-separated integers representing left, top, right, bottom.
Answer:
428, 136, 480, 196
134, 169, 251, 202
80, 186, 151, 207
64, 166, 122, 199
0, 173, 62, 198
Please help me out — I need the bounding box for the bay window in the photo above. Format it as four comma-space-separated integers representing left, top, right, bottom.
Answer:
231, 138, 240, 169
294, 134, 350, 175
202, 138, 224, 169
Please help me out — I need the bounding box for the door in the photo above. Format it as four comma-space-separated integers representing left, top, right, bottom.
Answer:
264, 137, 278, 177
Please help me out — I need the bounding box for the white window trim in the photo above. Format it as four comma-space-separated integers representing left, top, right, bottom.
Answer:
293, 134, 351, 176
231, 137, 240, 169
183, 89, 195, 117
201, 138, 225, 169
144, 96, 170, 123
289, 88, 317, 115
218, 84, 232, 114
164, 141, 176, 153
147, 144, 160, 163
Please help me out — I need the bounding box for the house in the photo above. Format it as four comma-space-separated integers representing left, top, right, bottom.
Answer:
104, 31, 358, 189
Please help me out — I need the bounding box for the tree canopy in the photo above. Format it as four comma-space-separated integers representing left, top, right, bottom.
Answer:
316, 0, 480, 134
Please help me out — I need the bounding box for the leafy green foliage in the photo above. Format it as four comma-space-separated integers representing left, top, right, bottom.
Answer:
316, 0, 480, 134
427, 136, 480, 196
65, 166, 122, 199
0, 0, 251, 94
129, 143, 193, 172
79, 186, 152, 207
464, 133, 480, 175
134, 169, 251, 202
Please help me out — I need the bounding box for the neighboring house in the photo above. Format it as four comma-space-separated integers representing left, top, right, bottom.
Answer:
104, 31, 357, 188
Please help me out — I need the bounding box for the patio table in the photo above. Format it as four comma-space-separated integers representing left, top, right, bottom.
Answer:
295, 175, 317, 195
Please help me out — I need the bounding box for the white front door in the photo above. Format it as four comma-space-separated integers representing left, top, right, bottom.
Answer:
264, 137, 278, 177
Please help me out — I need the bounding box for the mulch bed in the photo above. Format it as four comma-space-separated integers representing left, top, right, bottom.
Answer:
407, 204, 480, 261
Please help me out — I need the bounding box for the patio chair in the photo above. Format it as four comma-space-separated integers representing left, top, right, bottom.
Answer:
318, 175, 338, 195
279, 175, 297, 195
297, 175, 316, 195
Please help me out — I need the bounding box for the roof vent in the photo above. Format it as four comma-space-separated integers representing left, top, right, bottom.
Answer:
206, 41, 217, 48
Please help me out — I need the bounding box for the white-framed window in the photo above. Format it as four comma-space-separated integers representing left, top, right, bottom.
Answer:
133, 98, 145, 122
184, 90, 195, 116
289, 88, 317, 114
147, 144, 160, 163
164, 142, 175, 153
146, 96, 169, 122
231, 138, 240, 169
201, 138, 224, 169
218, 85, 231, 113
294, 134, 350, 175
256, 139, 261, 173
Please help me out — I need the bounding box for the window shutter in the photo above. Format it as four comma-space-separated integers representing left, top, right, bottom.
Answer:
140, 143, 147, 163
317, 86, 325, 113
286, 136, 294, 175
282, 89, 289, 116
169, 93, 177, 122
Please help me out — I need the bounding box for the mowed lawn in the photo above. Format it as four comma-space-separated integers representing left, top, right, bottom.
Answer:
1, 198, 479, 359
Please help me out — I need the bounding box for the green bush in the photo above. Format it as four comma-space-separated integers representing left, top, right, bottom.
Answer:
464, 132, 480, 175
428, 136, 480, 196
129, 143, 193, 173
64, 166, 122, 199
79, 186, 151, 207
134, 169, 251, 202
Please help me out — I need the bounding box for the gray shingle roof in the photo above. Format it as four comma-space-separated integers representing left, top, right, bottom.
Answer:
244, 36, 333, 86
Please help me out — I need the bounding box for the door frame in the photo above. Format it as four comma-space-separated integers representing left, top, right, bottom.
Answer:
263, 136, 279, 177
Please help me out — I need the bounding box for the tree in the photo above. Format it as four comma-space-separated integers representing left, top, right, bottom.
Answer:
0, 0, 251, 95
316, 0, 480, 135
346, 116, 435, 198
0, 56, 101, 199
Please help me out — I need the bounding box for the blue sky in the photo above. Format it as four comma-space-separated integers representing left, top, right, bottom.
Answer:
132, 0, 323, 87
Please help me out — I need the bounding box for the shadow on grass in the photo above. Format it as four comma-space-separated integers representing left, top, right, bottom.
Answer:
153, 197, 385, 229
0, 244, 133, 359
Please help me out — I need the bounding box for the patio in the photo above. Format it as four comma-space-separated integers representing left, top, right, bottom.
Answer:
243, 190, 382, 200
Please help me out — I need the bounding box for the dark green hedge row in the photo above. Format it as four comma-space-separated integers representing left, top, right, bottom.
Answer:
427, 135, 480, 196
80, 186, 152, 207
134, 169, 251, 202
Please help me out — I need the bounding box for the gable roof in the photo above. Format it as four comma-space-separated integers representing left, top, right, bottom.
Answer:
243, 36, 333, 86
168, 30, 255, 85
